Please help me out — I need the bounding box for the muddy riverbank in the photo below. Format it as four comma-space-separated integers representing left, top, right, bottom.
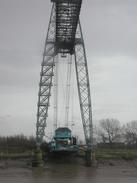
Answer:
0, 159, 137, 183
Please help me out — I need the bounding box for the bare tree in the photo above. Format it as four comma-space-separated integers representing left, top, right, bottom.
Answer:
94, 125, 107, 144
99, 118, 121, 147
123, 120, 137, 147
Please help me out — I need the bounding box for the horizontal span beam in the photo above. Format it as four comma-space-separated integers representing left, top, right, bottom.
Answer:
51, 0, 81, 3
52, 0, 82, 54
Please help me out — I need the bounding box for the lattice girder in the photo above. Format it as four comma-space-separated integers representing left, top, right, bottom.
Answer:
74, 22, 93, 147
36, 1, 93, 151
36, 5, 56, 145
52, 0, 82, 54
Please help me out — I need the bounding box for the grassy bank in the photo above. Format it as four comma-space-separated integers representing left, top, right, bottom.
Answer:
1, 148, 137, 161
95, 148, 137, 160
0, 151, 32, 160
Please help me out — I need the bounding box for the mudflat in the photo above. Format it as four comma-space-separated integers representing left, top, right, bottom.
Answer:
0, 159, 137, 183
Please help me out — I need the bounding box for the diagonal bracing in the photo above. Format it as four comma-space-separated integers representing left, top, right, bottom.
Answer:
36, 5, 56, 146
74, 22, 93, 148
36, 0, 93, 152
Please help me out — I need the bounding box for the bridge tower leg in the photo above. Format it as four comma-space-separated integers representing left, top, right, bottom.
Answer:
75, 22, 93, 166
34, 4, 56, 166
36, 4, 56, 148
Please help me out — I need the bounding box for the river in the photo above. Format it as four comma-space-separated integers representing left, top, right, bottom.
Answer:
0, 160, 137, 183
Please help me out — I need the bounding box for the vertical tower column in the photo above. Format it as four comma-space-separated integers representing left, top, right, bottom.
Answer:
74, 21, 93, 165
36, 4, 56, 146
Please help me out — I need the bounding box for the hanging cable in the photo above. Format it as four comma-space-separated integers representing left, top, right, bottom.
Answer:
65, 54, 73, 127
59, 56, 67, 125
53, 54, 59, 131
71, 59, 75, 132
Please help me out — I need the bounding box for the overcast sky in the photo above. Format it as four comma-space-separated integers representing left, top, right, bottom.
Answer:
0, 0, 137, 137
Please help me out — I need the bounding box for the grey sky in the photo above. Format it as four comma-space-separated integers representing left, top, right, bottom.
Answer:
0, 0, 137, 137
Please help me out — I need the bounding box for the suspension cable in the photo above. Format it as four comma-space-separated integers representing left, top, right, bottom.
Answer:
53, 54, 59, 131
65, 54, 73, 127
71, 59, 75, 132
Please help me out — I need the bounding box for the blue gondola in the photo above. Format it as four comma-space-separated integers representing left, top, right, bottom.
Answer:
49, 127, 78, 153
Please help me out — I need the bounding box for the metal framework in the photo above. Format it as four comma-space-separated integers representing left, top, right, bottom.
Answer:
75, 22, 93, 148
52, 0, 82, 54
36, 4, 56, 146
36, 0, 93, 150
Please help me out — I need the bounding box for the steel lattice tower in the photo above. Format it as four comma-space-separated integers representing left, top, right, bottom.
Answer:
36, 0, 93, 156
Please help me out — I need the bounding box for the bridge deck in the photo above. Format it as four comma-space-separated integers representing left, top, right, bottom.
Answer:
52, 0, 82, 54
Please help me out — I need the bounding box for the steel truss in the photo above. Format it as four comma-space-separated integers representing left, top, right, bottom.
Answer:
36, 4, 56, 146
36, 1, 93, 150
74, 22, 93, 148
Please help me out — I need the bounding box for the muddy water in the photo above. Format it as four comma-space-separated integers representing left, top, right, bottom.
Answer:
0, 160, 137, 183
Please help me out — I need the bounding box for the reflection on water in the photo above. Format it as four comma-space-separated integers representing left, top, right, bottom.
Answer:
0, 160, 137, 183
31, 162, 97, 183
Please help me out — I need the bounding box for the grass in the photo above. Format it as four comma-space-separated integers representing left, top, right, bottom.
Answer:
1, 148, 137, 161
95, 148, 137, 160
0, 151, 32, 159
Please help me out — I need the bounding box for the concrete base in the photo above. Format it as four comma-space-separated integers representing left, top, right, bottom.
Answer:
32, 149, 43, 167
85, 149, 92, 167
